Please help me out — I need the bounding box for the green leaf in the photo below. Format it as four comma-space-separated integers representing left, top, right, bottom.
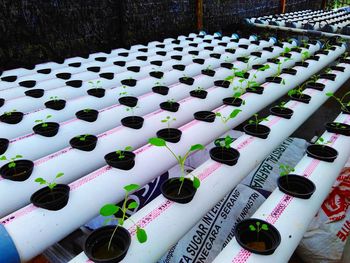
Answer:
190, 144, 205, 152
56, 172, 64, 179
124, 146, 133, 151
193, 176, 201, 189
326, 92, 334, 97
249, 225, 256, 231
8, 162, 16, 168
229, 109, 242, 119
15, 155, 23, 159
261, 224, 269, 231
215, 112, 221, 117
136, 227, 147, 243
100, 204, 119, 217
48, 183, 57, 190
161, 120, 167, 123
35, 178, 47, 185
149, 138, 166, 147
124, 183, 140, 192
0, 156, 7, 161
128, 201, 139, 209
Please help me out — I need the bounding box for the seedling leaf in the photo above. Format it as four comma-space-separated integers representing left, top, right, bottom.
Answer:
136, 227, 148, 243
100, 204, 119, 216
149, 138, 166, 147
124, 184, 140, 192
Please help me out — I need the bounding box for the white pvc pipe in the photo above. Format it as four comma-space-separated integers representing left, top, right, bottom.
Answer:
69, 59, 350, 263
0, 39, 274, 139
0, 45, 343, 262
213, 113, 350, 263
0, 40, 300, 217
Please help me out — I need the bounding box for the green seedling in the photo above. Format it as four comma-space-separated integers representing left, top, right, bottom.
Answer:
167, 99, 176, 106
279, 163, 295, 186
119, 85, 128, 96
323, 41, 333, 51
35, 115, 52, 128
326, 91, 350, 112
76, 134, 91, 141
301, 51, 310, 63
215, 135, 234, 154
280, 47, 292, 57
149, 138, 204, 194
100, 184, 147, 251
248, 114, 268, 129
288, 86, 304, 97
88, 80, 102, 90
83, 108, 92, 113
4, 109, 17, 116
116, 146, 133, 159
194, 87, 204, 93
216, 109, 242, 126
316, 137, 332, 148
277, 101, 287, 109
126, 105, 139, 117
333, 122, 347, 129
49, 96, 60, 102
35, 172, 64, 190
182, 74, 190, 81
154, 79, 165, 87
225, 67, 240, 83
205, 65, 213, 71
161, 116, 176, 130
231, 83, 246, 105
0, 155, 23, 168
249, 221, 269, 242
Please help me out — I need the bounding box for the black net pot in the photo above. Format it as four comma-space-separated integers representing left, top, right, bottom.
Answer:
87, 67, 101, 73
306, 83, 325, 91
243, 124, 271, 139
0, 160, 34, 181
309, 55, 320, 61
306, 144, 338, 162
33, 122, 60, 137
150, 60, 163, 67
325, 122, 350, 136
156, 51, 167, 56
121, 116, 144, 130
45, 100, 66, 111
31, 184, 70, 211
174, 47, 184, 52
84, 226, 131, 263
320, 73, 336, 81
121, 79, 137, 87
193, 58, 205, 65
87, 88, 106, 98
246, 86, 264, 95
19, 80, 36, 88
209, 147, 240, 166
201, 69, 215, 77
210, 53, 221, 59
172, 64, 186, 71
295, 62, 309, 68
189, 43, 198, 48
267, 58, 280, 64
179, 77, 195, 86
188, 50, 199, 56
281, 68, 297, 75
330, 66, 345, 72
104, 151, 136, 170
118, 96, 138, 107
0, 138, 9, 155
265, 77, 283, 84
68, 63, 80, 68
277, 174, 316, 199
0, 98, 4, 107
235, 218, 281, 255
95, 57, 107, 62
100, 73, 115, 80
56, 73, 71, 80
194, 111, 216, 123
238, 44, 249, 50
225, 48, 235, 54
269, 106, 294, 119
149, 71, 164, 79
263, 47, 274, 52
221, 63, 234, 69
0, 112, 24, 124
118, 52, 129, 57
223, 97, 243, 107
136, 56, 147, 61
76, 109, 99, 123
25, 89, 45, 98
69, 135, 98, 152
189, 90, 208, 99
161, 178, 196, 204
114, 61, 126, 67
138, 48, 148, 52
66, 80, 83, 88
214, 80, 230, 89
171, 55, 183, 61
251, 52, 262, 58
37, 68, 52, 74
152, 86, 169, 96
1, 75, 17, 82
289, 93, 311, 104
156, 128, 182, 143
127, 66, 140, 73
160, 102, 180, 112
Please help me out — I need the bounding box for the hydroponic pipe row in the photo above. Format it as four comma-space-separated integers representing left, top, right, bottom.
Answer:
0, 32, 208, 90
0, 37, 275, 138
0, 39, 302, 217
0, 34, 246, 106
0, 33, 243, 101
68, 55, 350, 263
213, 113, 350, 263
0, 44, 344, 262
2, 40, 299, 163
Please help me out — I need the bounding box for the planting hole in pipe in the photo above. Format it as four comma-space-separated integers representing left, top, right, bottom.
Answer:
0, 159, 34, 182
190, 89, 208, 99
150, 60, 163, 67
289, 92, 311, 104
66, 80, 83, 88
19, 80, 36, 88
179, 76, 194, 85
214, 80, 230, 89
31, 184, 70, 211
37, 68, 51, 74
152, 86, 169, 96
84, 225, 131, 263
87, 67, 101, 73
194, 111, 216, 123
87, 88, 106, 98
1, 75, 17, 82
210, 53, 221, 59
266, 76, 283, 84
325, 122, 350, 136
0, 98, 4, 107
156, 51, 167, 56
118, 52, 129, 57
149, 71, 164, 79
121, 116, 144, 130
173, 64, 186, 71
68, 63, 81, 68
235, 218, 281, 255
156, 128, 182, 143
306, 82, 325, 91
118, 96, 138, 107
121, 78, 137, 87
295, 62, 309, 68
69, 135, 98, 151
114, 61, 126, 67
56, 73, 71, 80
306, 144, 338, 162
95, 57, 107, 62
0, 138, 9, 155
161, 178, 197, 204
221, 62, 234, 69
136, 56, 147, 61
76, 109, 99, 122
246, 86, 264, 95
0, 111, 24, 124
160, 101, 180, 112
104, 149, 135, 170
277, 174, 316, 199
45, 99, 66, 111
270, 105, 294, 119
127, 66, 140, 73
223, 97, 243, 107
100, 73, 114, 80
201, 69, 215, 77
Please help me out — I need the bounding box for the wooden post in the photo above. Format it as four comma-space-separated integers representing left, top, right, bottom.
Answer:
281, 0, 286, 13
196, 0, 203, 30
322, 0, 328, 10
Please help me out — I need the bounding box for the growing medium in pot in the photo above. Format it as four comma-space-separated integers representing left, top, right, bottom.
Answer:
306, 137, 338, 162
69, 134, 98, 152
269, 102, 294, 119
76, 109, 99, 123
243, 114, 271, 139
0, 110, 24, 124
104, 146, 135, 170
33, 114, 60, 137
210, 135, 240, 166
0, 155, 34, 181
156, 116, 182, 143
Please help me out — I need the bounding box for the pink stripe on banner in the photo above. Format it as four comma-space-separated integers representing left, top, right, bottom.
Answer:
232, 249, 252, 263
70, 166, 112, 191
